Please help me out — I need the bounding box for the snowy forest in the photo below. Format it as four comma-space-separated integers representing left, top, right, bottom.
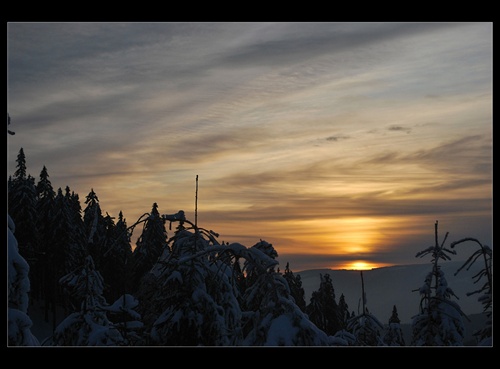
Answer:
7, 144, 492, 347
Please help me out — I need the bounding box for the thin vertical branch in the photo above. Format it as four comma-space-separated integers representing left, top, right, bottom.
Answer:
433, 221, 439, 293
360, 270, 366, 314
434, 221, 439, 250
195, 175, 198, 228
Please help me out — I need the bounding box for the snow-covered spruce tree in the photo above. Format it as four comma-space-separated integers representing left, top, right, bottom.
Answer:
137, 211, 241, 345
239, 240, 330, 346
53, 255, 126, 346
7, 119, 38, 346
450, 237, 492, 346
383, 305, 405, 346
306, 273, 342, 336
130, 203, 169, 293
329, 329, 357, 346
282, 262, 307, 312
237, 239, 277, 311
411, 221, 467, 346
8, 215, 40, 346
347, 270, 384, 346
136, 212, 330, 346
243, 239, 279, 278
104, 294, 144, 346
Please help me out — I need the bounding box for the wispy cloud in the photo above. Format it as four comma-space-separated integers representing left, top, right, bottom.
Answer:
387, 125, 411, 134
326, 135, 351, 142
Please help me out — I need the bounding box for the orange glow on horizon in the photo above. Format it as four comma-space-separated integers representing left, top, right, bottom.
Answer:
335, 261, 393, 271
266, 216, 390, 256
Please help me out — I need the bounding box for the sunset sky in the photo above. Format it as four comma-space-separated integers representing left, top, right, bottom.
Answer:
7, 22, 492, 271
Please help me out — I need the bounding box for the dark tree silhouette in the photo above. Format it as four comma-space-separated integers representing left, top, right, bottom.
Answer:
130, 203, 169, 293
8, 148, 38, 262
337, 293, 350, 330
83, 189, 106, 269
282, 262, 307, 312
32, 166, 56, 303
100, 211, 133, 303
306, 273, 342, 336
46, 187, 86, 326
383, 305, 405, 346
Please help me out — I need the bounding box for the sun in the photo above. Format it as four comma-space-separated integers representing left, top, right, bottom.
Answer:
348, 261, 374, 270
336, 260, 392, 270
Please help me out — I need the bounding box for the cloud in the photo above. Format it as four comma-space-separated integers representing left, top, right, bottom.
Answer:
214, 22, 459, 69
359, 134, 492, 176
387, 125, 412, 134
406, 135, 492, 173
156, 125, 273, 165
325, 135, 350, 142
202, 194, 492, 225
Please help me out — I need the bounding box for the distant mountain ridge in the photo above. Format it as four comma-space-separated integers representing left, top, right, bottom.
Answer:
297, 260, 486, 325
